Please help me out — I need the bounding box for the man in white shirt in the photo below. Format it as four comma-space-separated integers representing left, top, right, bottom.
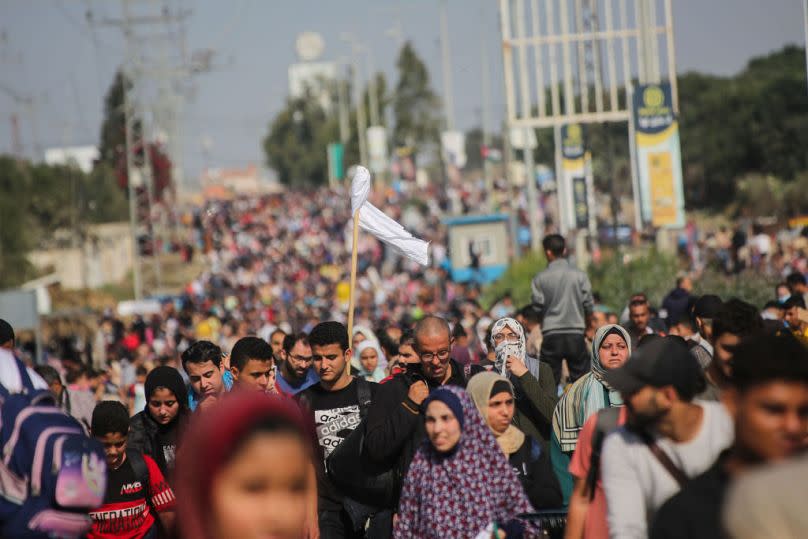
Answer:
0, 318, 48, 394
600, 337, 734, 539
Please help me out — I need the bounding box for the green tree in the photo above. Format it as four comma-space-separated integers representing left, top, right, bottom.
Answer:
0, 154, 129, 289
99, 70, 138, 167
263, 90, 339, 187
363, 71, 390, 127
464, 127, 503, 170
83, 162, 129, 223
0, 156, 35, 287
97, 68, 172, 201
678, 46, 808, 209
392, 42, 441, 154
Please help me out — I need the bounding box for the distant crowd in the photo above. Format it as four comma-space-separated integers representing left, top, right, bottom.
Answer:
2, 184, 808, 538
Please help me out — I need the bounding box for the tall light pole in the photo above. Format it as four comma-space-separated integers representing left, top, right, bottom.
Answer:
341, 34, 370, 166
337, 57, 350, 145
804, 0, 808, 95
122, 69, 143, 301
366, 48, 381, 127
341, 33, 381, 127
480, 0, 494, 207
439, 0, 455, 131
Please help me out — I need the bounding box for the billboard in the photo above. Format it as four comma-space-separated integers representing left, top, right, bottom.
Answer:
561, 124, 587, 230
327, 143, 344, 184
366, 126, 388, 173
443, 214, 510, 284
440, 130, 467, 169
632, 83, 685, 228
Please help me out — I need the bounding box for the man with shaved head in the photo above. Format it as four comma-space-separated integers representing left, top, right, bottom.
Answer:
364, 315, 473, 526
412, 316, 455, 385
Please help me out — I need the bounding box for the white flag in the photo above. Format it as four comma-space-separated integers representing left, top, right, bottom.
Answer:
350, 166, 430, 266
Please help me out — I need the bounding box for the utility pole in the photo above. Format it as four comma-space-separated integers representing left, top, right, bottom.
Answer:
0, 81, 40, 161
337, 59, 350, 144
352, 61, 368, 166
480, 0, 494, 208
122, 68, 144, 300
10, 114, 22, 157
439, 0, 455, 131
1, 34, 42, 161
803, 0, 808, 95
342, 35, 369, 166
366, 48, 381, 127
96, 1, 164, 297
94, 0, 206, 297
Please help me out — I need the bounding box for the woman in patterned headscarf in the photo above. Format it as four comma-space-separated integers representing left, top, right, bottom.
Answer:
488, 317, 558, 447
550, 324, 631, 503
394, 386, 541, 538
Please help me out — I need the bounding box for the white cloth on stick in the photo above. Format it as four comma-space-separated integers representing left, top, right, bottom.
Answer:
350, 166, 430, 266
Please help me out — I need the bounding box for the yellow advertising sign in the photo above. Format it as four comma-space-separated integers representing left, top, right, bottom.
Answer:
648, 151, 677, 227
633, 83, 685, 228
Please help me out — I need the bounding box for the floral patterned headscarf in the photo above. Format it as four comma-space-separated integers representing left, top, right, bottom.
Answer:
394, 386, 539, 538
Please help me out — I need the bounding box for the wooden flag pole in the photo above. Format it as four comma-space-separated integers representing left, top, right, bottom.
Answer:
346, 208, 361, 375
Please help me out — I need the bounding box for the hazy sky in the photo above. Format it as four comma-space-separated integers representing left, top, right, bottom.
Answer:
0, 0, 805, 181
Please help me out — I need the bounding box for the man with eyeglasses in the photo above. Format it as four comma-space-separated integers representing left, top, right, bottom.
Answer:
276, 332, 319, 396
365, 316, 475, 526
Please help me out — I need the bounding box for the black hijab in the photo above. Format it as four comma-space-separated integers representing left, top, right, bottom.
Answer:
143, 366, 188, 478
145, 366, 189, 414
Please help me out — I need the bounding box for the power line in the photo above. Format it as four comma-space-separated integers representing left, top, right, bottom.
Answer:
55, 0, 125, 54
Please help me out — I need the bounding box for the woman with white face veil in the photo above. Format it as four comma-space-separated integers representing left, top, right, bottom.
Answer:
488, 317, 559, 448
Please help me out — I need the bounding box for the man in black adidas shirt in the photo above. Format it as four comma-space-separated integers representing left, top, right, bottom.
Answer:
298, 321, 379, 539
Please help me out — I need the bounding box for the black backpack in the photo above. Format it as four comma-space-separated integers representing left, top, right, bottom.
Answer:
322, 378, 396, 508
125, 450, 151, 501
126, 450, 169, 535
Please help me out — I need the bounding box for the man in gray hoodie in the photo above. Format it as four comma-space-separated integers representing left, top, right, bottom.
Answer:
531, 234, 594, 384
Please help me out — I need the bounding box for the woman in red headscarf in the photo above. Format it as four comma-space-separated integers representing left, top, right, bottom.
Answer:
173, 392, 317, 539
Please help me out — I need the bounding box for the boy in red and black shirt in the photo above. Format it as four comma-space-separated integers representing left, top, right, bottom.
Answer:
89, 401, 175, 539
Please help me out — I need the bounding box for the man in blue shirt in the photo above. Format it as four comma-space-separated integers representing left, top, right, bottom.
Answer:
180, 340, 232, 411
276, 332, 319, 396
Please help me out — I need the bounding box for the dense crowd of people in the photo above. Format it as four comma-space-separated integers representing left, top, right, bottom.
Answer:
3, 185, 808, 539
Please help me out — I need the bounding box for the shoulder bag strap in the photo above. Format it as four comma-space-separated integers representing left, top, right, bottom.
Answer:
585, 406, 622, 500
354, 377, 372, 420
639, 432, 689, 487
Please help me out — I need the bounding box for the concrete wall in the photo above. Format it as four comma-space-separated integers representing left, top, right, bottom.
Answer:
29, 223, 134, 289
